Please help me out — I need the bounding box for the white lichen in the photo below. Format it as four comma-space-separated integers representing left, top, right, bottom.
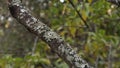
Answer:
74, 54, 82, 62
81, 64, 88, 68
43, 31, 58, 42
66, 55, 73, 63
58, 44, 65, 53
33, 24, 44, 32
20, 9, 26, 12
26, 19, 30, 24
19, 15, 23, 19
19, 12, 23, 16
69, 50, 74, 55
32, 17, 37, 22
11, 0, 21, 6
38, 29, 46, 34
75, 62, 81, 67
16, 4, 20, 6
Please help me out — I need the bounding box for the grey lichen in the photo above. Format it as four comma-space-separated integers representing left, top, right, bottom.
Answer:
58, 43, 90, 68
9, 0, 21, 6
66, 54, 73, 63
26, 18, 30, 24
43, 31, 59, 42
35, 23, 48, 34
58, 44, 65, 54
82, 64, 89, 68
20, 8, 26, 13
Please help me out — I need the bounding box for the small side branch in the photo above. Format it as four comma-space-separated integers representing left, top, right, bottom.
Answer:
32, 36, 39, 55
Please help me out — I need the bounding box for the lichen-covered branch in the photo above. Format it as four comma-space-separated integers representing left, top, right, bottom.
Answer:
8, 0, 92, 68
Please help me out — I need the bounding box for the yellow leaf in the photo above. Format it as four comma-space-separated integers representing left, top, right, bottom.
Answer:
88, 0, 92, 4
85, 45, 89, 53
45, 45, 50, 51
0, 29, 4, 36
5, 21, 10, 28
81, 10, 87, 21
40, 58, 51, 65
60, 31, 66, 36
70, 27, 76, 37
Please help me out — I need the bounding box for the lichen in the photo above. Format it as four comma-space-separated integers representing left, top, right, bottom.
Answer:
43, 31, 58, 42
32, 17, 37, 22
75, 62, 81, 67
10, 0, 21, 6
58, 44, 65, 54
81, 64, 89, 68
26, 18, 30, 24
66, 55, 73, 63
20, 9, 26, 12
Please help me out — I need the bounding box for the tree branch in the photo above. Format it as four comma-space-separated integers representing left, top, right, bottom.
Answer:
8, 0, 92, 68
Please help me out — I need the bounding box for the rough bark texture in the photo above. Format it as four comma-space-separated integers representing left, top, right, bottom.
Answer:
8, 0, 92, 68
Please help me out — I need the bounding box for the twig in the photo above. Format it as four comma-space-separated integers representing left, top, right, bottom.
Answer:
95, 56, 99, 68
108, 45, 112, 68
68, 0, 89, 28
32, 36, 39, 55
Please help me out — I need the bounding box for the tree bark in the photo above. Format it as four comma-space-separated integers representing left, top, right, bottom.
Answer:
8, 0, 92, 68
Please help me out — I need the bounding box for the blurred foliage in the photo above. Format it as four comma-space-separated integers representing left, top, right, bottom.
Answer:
0, 0, 120, 68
